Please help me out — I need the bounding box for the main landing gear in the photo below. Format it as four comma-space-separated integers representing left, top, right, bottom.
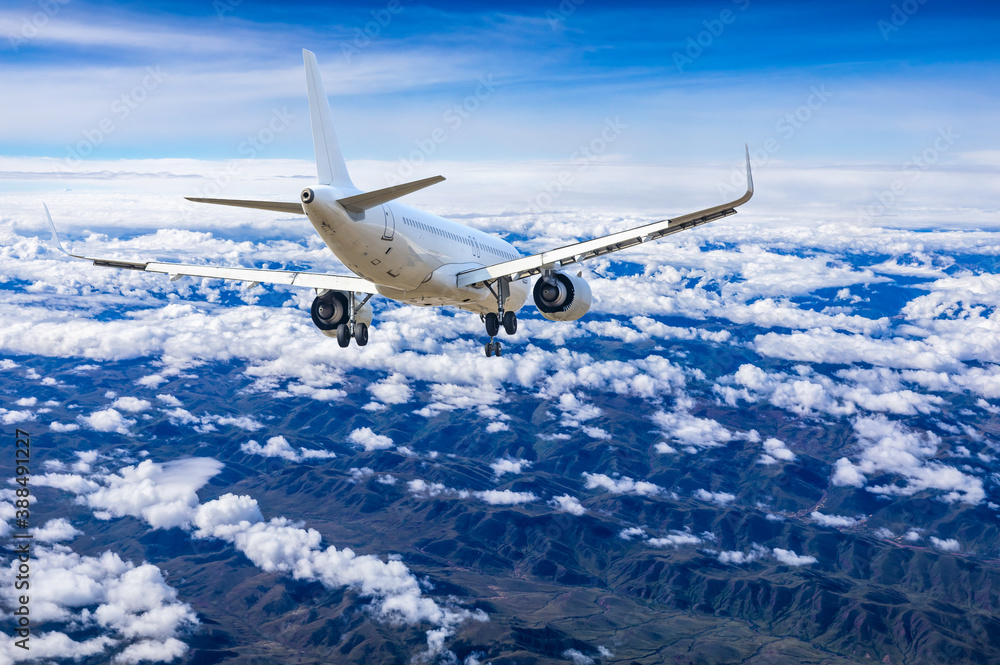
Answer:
483, 278, 517, 357
337, 292, 371, 348
312, 290, 371, 348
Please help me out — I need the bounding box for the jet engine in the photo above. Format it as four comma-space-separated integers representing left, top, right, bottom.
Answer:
532, 272, 592, 322
310, 290, 373, 338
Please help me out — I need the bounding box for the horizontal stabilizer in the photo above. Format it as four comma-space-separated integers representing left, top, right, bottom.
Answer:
337, 175, 445, 213
185, 197, 305, 215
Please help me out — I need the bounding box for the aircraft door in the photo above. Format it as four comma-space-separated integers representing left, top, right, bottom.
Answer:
381, 205, 395, 240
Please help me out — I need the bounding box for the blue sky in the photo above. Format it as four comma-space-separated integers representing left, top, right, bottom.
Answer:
2, 0, 998, 169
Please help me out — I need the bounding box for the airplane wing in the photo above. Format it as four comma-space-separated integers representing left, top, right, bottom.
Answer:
44, 205, 379, 294
455, 148, 754, 288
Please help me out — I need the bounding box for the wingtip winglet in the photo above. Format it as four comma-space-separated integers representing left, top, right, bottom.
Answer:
43, 203, 71, 256
744, 144, 754, 196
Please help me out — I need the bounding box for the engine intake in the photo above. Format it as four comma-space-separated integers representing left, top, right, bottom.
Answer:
310, 291, 373, 337
533, 272, 592, 322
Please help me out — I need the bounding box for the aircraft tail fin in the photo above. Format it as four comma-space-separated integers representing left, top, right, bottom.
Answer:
303, 49, 355, 189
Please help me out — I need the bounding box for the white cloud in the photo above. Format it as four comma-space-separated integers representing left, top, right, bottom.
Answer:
490, 458, 532, 478
1, 408, 37, 425
809, 511, 859, 528
84, 458, 224, 529
0, 544, 197, 663
651, 407, 732, 451
618, 527, 646, 540
930, 536, 960, 552
473, 489, 537, 506
485, 421, 510, 433
549, 494, 586, 515
693, 489, 736, 506
772, 548, 817, 566
582, 472, 661, 497
835, 416, 985, 504
368, 373, 413, 405
718, 545, 768, 565
192, 493, 485, 657
241, 435, 336, 463
50, 421, 81, 432
647, 531, 703, 548
562, 649, 595, 665
156, 394, 182, 407
32, 518, 82, 543
111, 396, 152, 413
79, 408, 135, 435
760, 437, 796, 464
348, 427, 394, 452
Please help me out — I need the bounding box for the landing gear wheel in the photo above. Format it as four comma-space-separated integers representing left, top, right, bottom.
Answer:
336, 324, 351, 348
485, 341, 495, 358
485, 312, 500, 337
494, 341, 502, 357
353, 322, 369, 346
502, 311, 517, 335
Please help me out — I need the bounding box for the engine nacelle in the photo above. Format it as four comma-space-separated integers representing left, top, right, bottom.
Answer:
311, 291, 373, 338
533, 272, 592, 322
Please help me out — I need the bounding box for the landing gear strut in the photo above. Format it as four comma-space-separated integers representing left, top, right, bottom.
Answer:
325, 290, 371, 348
482, 277, 516, 357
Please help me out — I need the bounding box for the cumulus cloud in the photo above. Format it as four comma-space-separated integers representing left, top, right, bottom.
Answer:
111, 396, 152, 413
0, 545, 197, 664
549, 494, 586, 515
833, 416, 985, 504
717, 364, 944, 417
79, 408, 135, 435
192, 493, 485, 657
810, 511, 859, 528
618, 527, 646, 540
759, 437, 796, 465
490, 457, 532, 478
348, 427, 394, 452
240, 435, 336, 462
473, 489, 538, 506
651, 404, 732, 453
32, 518, 83, 543
930, 536, 960, 552
562, 649, 595, 665
407, 479, 536, 506
772, 548, 817, 566
717, 545, 768, 565
693, 489, 736, 506
84, 458, 224, 529
582, 472, 661, 497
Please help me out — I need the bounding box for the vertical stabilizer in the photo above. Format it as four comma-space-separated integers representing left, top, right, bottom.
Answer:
303, 49, 355, 188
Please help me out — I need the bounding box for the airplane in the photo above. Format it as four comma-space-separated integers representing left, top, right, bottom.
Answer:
47, 49, 753, 358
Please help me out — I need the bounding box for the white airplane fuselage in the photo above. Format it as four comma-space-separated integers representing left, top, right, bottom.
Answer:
302, 185, 529, 314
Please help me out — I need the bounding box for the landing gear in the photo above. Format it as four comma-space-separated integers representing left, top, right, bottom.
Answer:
502, 310, 517, 335
315, 290, 373, 348
485, 312, 500, 337
353, 322, 369, 346
482, 277, 516, 358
